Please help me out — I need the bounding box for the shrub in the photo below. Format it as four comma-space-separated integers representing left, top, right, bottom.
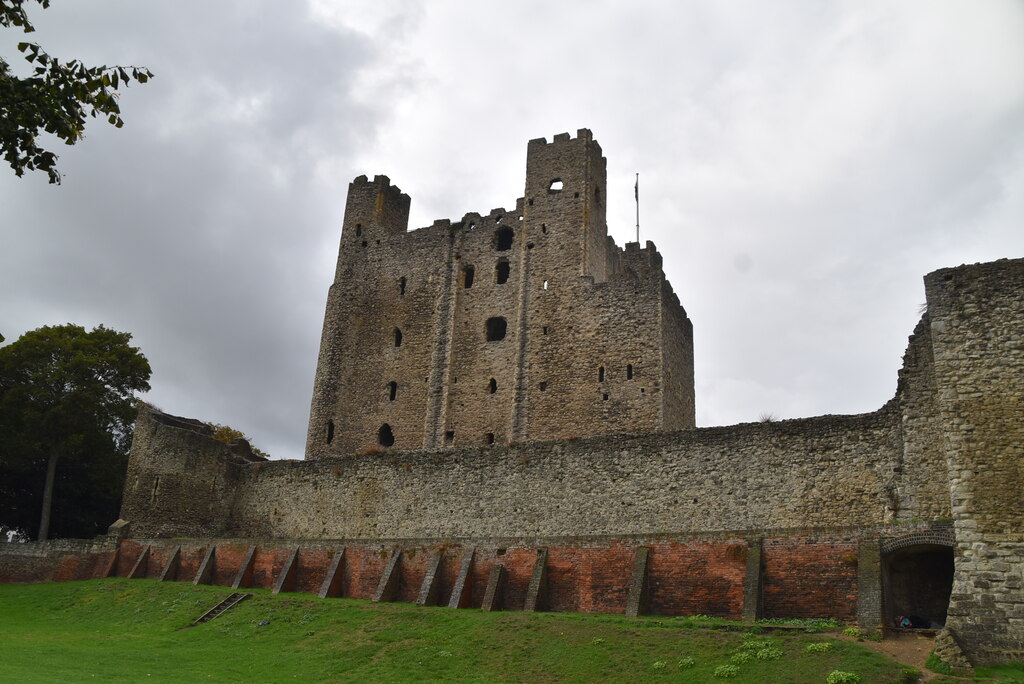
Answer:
651, 660, 667, 670
730, 652, 752, 664
677, 657, 695, 669
842, 627, 862, 639
755, 647, 784, 661
805, 641, 833, 653
713, 664, 740, 678
826, 671, 861, 684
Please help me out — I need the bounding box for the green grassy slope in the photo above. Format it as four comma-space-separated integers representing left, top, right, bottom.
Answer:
0, 579, 917, 682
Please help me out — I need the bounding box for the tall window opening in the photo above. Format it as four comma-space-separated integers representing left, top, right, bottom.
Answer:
489, 378, 497, 394
495, 227, 514, 251
393, 328, 403, 347
495, 259, 510, 284
377, 423, 394, 447
626, 364, 634, 380
355, 224, 362, 237
326, 420, 334, 445
463, 265, 475, 288
399, 277, 406, 295
598, 366, 605, 382
486, 317, 507, 341
388, 381, 397, 401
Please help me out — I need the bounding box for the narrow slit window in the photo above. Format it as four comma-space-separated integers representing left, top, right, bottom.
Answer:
486, 317, 507, 341
495, 227, 514, 251
626, 364, 634, 380
399, 277, 407, 295
378, 423, 394, 447
355, 224, 362, 237
463, 265, 475, 288
495, 259, 510, 284
326, 420, 334, 445
388, 381, 397, 401
539, 381, 547, 391
542, 280, 548, 290
598, 366, 605, 382
393, 328, 403, 347
489, 378, 497, 394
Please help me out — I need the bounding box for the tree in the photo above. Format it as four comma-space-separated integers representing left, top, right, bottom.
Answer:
0, 324, 151, 540
0, 0, 153, 184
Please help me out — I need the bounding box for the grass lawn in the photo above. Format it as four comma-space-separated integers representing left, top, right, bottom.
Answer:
0, 578, 927, 682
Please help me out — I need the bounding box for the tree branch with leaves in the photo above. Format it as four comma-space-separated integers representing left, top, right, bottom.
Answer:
0, 0, 152, 183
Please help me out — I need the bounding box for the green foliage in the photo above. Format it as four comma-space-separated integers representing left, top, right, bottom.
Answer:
826, 671, 861, 684
0, 0, 153, 183
753, 618, 839, 634
924, 650, 954, 675
843, 626, 863, 638
0, 579, 924, 683
714, 664, 740, 678
806, 641, 834, 653
209, 423, 270, 459
0, 324, 150, 539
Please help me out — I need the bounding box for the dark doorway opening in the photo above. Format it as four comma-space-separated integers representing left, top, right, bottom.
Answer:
883, 544, 954, 629
378, 423, 395, 447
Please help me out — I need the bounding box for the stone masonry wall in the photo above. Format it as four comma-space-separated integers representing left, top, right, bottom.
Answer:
926, 258, 1024, 664
304, 130, 695, 458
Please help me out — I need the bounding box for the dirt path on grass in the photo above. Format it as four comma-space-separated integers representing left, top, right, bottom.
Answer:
836, 631, 961, 682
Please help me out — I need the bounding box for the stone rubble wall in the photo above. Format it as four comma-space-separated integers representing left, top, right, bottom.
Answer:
926, 258, 1024, 665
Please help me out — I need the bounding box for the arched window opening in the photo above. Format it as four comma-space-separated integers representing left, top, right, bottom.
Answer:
495, 259, 510, 284
326, 420, 334, 445
463, 265, 475, 288
378, 423, 395, 447
884, 544, 954, 629
485, 432, 495, 445
388, 381, 397, 401
393, 328, 403, 347
542, 280, 548, 290
399, 277, 407, 296
548, 179, 563, 193
598, 366, 605, 382
626, 364, 634, 380
486, 317, 507, 341
495, 227, 514, 251
488, 378, 497, 394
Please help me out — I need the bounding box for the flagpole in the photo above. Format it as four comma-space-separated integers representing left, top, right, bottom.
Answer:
634, 172, 640, 244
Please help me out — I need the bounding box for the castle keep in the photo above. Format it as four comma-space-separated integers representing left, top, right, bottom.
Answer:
306, 129, 693, 458
2, 131, 1021, 671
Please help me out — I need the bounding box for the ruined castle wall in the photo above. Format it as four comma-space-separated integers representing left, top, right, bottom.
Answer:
120, 410, 241, 538
926, 258, 1024, 664
893, 316, 951, 522
660, 277, 696, 430
227, 409, 907, 541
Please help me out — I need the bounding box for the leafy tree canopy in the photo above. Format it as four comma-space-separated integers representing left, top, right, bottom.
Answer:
0, 0, 153, 184
0, 324, 151, 540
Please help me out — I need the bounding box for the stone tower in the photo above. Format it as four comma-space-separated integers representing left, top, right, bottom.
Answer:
305, 130, 695, 459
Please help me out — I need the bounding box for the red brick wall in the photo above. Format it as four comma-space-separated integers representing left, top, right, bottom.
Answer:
762, 536, 859, 620
2, 534, 863, 622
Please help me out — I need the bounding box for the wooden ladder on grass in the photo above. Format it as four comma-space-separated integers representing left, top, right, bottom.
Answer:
192, 592, 252, 625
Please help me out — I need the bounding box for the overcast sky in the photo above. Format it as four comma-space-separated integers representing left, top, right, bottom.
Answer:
2, 1, 1022, 460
